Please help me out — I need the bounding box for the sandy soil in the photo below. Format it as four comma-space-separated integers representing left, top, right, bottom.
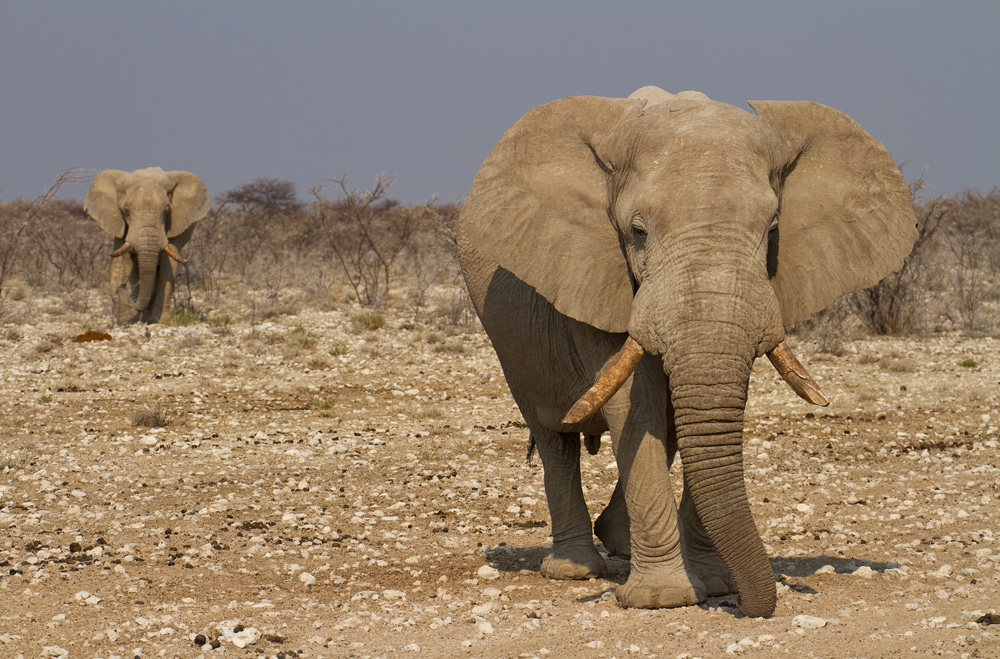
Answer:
1, 301, 998, 659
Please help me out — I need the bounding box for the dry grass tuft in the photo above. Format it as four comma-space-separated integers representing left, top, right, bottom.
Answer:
129, 404, 168, 428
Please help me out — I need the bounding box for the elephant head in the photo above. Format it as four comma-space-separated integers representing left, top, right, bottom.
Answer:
85, 167, 210, 322
461, 88, 916, 617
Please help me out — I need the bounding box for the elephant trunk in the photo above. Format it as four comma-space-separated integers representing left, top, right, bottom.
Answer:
668, 329, 776, 618
131, 220, 166, 312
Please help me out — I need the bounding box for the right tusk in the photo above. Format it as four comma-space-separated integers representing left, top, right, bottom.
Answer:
110, 241, 131, 258
766, 341, 829, 407
562, 337, 645, 425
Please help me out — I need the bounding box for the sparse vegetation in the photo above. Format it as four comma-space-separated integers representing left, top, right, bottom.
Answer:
166, 307, 200, 326
39, 394, 53, 404
960, 357, 979, 368
329, 342, 350, 356
352, 311, 385, 331
289, 324, 318, 348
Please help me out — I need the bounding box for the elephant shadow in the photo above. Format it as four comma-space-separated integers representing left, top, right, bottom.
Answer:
771, 553, 902, 580
483, 546, 899, 614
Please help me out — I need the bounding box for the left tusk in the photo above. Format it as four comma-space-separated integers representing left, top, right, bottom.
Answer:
110, 241, 131, 258
766, 341, 829, 407
164, 244, 187, 264
562, 337, 645, 425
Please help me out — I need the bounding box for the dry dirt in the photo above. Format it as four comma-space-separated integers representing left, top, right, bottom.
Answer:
1, 299, 998, 659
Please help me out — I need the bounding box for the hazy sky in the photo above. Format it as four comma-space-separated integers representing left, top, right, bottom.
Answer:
2, 2, 997, 205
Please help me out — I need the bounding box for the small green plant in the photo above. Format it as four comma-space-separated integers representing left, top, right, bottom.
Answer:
39, 394, 53, 403
352, 311, 385, 331
167, 307, 199, 326
960, 358, 978, 368
313, 394, 335, 410
129, 404, 168, 428
289, 324, 318, 348
329, 342, 350, 356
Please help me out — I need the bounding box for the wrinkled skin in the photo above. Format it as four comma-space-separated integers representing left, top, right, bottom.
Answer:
458, 87, 916, 617
85, 167, 210, 324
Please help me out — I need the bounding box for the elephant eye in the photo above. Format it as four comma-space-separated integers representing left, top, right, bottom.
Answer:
631, 216, 648, 238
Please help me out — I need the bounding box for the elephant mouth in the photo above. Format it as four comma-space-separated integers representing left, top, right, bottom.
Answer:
562, 337, 828, 425
109, 240, 188, 264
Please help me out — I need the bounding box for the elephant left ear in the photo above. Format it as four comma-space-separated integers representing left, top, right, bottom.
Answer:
750, 100, 918, 326
165, 171, 211, 238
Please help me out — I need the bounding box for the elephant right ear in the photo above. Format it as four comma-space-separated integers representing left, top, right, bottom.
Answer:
460, 96, 640, 333
84, 170, 130, 238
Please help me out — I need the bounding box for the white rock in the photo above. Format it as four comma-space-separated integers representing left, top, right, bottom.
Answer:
41, 647, 69, 659
298, 572, 316, 585
726, 642, 743, 654
219, 625, 261, 648
382, 589, 406, 600
475, 619, 494, 635
853, 566, 874, 578
584, 640, 605, 648
791, 614, 827, 629
816, 564, 836, 575
477, 565, 500, 580
472, 600, 500, 616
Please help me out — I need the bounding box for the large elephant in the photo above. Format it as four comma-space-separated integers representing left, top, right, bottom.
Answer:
457, 87, 916, 618
85, 167, 210, 323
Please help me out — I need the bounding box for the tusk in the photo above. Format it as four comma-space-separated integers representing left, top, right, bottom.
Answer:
110, 241, 131, 258
562, 337, 645, 425
164, 244, 187, 264
766, 341, 829, 407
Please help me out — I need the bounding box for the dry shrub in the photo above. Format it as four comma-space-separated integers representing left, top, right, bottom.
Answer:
879, 357, 918, 373
1, 436, 38, 471
130, 404, 168, 428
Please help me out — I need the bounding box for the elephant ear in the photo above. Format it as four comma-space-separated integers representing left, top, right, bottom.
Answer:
460, 95, 640, 333
165, 171, 211, 238
84, 169, 130, 238
750, 100, 918, 326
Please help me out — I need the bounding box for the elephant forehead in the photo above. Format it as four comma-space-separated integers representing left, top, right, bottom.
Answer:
123, 168, 172, 190
626, 104, 778, 176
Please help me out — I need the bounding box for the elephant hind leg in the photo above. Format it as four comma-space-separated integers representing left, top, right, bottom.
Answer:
533, 427, 607, 580
594, 479, 631, 558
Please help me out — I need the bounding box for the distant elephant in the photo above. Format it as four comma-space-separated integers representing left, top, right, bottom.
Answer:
458, 87, 916, 618
85, 167, 210, 323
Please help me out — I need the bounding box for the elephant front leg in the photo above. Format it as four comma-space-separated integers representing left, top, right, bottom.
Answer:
678, 486, 738, 597
614, 429, 706, 609
110, 253, 139, 324
534, 429, 607, 580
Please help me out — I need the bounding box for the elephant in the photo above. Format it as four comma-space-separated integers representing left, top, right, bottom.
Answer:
457, 86, 916, 618
84, 167, 211, 323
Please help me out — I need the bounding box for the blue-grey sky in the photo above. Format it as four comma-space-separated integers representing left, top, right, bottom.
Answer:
2, 2, 997, 205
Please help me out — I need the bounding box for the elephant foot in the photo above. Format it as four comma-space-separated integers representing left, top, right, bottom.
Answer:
540, 542, 606, 580
683, 545, 736, 597
594, 506, 631, 559
615, 567, 706, 609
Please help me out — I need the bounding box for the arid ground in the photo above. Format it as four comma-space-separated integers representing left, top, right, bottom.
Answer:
1, 299, 998, 659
